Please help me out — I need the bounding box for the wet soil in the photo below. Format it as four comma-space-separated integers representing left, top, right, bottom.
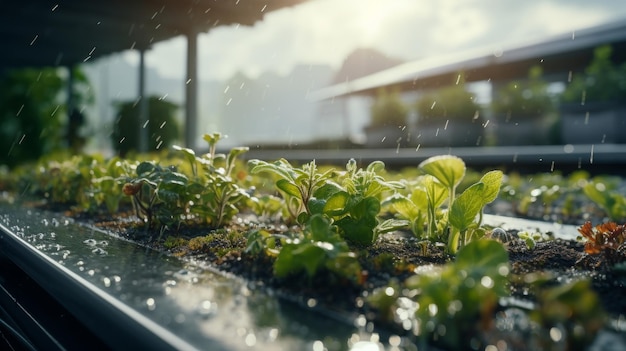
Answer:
75, 206, 626, 318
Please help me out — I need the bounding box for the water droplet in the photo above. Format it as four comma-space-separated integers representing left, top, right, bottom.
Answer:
428, 304, 438, 317
244, 333, 256, 347
481, 276, 494, 289
92, 247, 107, 255
146, 297, 156, 311
550, 326, 563, 342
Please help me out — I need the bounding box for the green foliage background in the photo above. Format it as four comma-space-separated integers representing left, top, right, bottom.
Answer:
112, 96, 181, 156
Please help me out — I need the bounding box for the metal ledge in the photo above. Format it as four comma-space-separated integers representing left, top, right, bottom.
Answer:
0, 222, 199, 351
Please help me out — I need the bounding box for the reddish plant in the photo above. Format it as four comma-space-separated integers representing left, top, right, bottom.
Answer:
578, 221, 626, 264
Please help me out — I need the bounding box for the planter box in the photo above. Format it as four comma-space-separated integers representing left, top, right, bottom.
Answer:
560, 102, 626, 144
415, 120, 484, 147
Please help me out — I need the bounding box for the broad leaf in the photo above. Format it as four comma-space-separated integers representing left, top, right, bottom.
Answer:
418, 155, 466, 191
423, 175, 448, 209
449, 182, 485, 232
323, 191, 350, 216
276, 179, 301, 198
456, 239, 509, 276
479, 170, 503, 205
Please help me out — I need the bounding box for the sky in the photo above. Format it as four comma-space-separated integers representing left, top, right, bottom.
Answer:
121, 0, 626, 82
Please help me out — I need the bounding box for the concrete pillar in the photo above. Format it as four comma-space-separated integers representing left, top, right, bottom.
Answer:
185, 30, 198, 150
138, 48, 148, 153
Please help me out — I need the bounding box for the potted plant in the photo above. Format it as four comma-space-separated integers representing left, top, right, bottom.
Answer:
415, 75, 483, 147
559, 45, 626, 144
491, 66, 558, 145
364, 88, 410, 148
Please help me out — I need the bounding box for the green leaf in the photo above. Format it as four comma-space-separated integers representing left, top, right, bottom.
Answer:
376, 218, 410, 234
172, 145, 196, 165
327, 252, 361, 281
456, 239, 509, 271
313, 181, 343, 200
323, 191, 350, 216
423, 175, 448, 208
418, 155, 466, 191
337, 216, 377, 245
353, 196, 381, 219
307, 198, 326, 215
449, 182, 485, 232
275, 243, 325, 279
384, 194, 420, 220
136, 161, 156, 176
202, 132, 222, 146
276, 179, 301, 198
366, 160, 385, 173
226, 147, 249, 173
479, 170, 503, 205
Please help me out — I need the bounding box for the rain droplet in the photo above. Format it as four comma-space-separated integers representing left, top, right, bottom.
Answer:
146, 297, 156, 311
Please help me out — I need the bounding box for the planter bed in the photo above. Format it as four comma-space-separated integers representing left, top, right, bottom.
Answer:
1, 144, 625, 350
1, 196, 624, 350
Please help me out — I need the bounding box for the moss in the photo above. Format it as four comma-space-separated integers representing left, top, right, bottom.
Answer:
163, 236, 188, 249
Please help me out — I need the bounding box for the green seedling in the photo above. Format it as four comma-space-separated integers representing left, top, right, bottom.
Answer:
91, 157, 135, 214
369, 239, 510, 349
249, 158, 335, 223
384, 175, 447, 240
583, 179, 626, 221
418, 155, 466, 212
448, 169, 503, 253
529, 278, 606, 350
320, 159, 405, 246
173, 133, 250, 227
272, 214, 361, 283
123, 161, 191, 232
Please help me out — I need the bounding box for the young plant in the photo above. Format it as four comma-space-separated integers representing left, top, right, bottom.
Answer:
578, 221, 626, 265
249, 158, 335, 223
90, 157, 135, 214
583, 179, 626, 221
173, 133, 250, 227
384, 175, 447, 241
369, 239, 510, 349
530, 279, 606, 349
448, 169, 503, 253
271, 214, 362, 283
320, 159, 405, 246
122, 161, 191, 231
418, 155, 466, 210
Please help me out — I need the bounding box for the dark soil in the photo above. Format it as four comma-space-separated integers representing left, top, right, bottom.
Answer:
76, 206, 626, 318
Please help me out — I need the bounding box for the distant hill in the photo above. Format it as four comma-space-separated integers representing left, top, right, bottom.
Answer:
332, 48, 404, 84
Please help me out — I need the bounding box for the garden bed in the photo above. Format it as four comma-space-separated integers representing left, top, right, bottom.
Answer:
1, 136, 625, 350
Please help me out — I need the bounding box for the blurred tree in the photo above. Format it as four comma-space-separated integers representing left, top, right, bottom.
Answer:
0, 66, 93, 167
112, 97, 181, 157
1, 69, 59, 167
